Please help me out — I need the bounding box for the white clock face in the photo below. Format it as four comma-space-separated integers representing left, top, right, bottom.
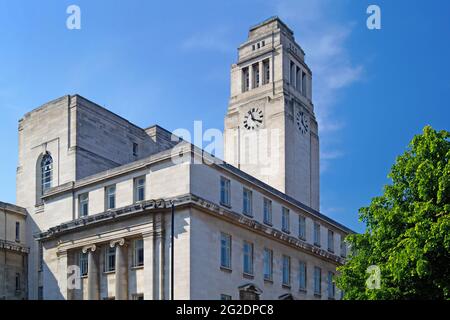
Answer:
243, 108, 263, 130
296, 110, 309, 134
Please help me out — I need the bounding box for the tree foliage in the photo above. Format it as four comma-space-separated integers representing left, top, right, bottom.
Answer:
336, 126, 450, 299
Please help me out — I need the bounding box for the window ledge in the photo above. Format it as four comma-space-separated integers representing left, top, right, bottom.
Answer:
220, 202, 231, 209
243, 273, 254, 280
314, 293, 322, 298
220, 266, 232, 273
263, 221, 273, 227
314, 243, 321, 248
264, 278, 273, 284
282, 230, 291, 235
282, 284, 291, 289
103, 270, 116, 275
242, 213, 253, 218
328, 249, 335, 253
299, 289, 307, 294
131, 265, 144, 270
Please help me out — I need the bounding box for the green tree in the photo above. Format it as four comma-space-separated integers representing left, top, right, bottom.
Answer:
336, 126, 450, 299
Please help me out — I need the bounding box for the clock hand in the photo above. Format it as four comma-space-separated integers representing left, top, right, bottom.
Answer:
255, 119, 262, 123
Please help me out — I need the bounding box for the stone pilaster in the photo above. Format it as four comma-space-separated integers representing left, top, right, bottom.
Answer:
142, 231, 155, 300
110, 238, 128, 300
82, 244, 99, 300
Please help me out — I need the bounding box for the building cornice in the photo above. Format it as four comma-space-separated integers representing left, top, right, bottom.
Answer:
34, 193, 346, 265
0, 239, 29, 253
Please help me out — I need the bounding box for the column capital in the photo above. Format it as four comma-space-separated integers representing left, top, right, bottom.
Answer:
82, 244, 97, 254
110, 238, 126, 248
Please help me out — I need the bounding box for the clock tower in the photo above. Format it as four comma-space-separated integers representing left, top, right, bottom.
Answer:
224, 17, 320, 210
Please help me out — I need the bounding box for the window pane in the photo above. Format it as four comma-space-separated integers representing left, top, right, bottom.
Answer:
299, 262, 306, 290
134, 239, 144, 266
243, 241, 253, 274
282, 255, 290, 285
299, 216, 306, 239
314, 267, 321, 294
263, 198, 272, 224
220, 233, 231, 268
263, 248, 272, 280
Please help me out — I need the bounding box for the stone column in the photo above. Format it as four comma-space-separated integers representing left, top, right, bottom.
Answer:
82, 244, 99, 300
142, 231, 155, 300
57, 250, 68, 300
259, 61, 263, 86
111, 239, 128, 300
249, 64, 254, 89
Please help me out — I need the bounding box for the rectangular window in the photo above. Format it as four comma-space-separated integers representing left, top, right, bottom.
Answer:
133, 239, 144, 267
302, 71, 307, 96
263, 198, 272, 225
296, 66, 302, 91
298, 216, 306, 240
15, 222, 20, 242
242, 188, 253, 217
299, 261, 307, 291
263, 248, 273, 281
252, 64, 259, 88
134, 177, 146, 202
220, 177, 231, 206
242, 67, 250, 92
243, 241, 254, 275
314, 222, 321, 247
282, 207, 290, 233
133, 143, 139, 157
220, 294, 232, 300
105, 246, 116, 272
290, 61, 296, 86
282, 255, 291, 286
105, 185, 116, 210
79, 251, 88, 276
15, 273, 20, 291
328, 272, 335, 299
263, 59, 270, 84
79, 193, 89, 217
314, 267, 322, 295
341, 238, 347, 257
328, 230, 334, 252
220, 233, 231, 269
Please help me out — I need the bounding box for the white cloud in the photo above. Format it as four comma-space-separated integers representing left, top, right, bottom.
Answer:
275, 0, 364, 172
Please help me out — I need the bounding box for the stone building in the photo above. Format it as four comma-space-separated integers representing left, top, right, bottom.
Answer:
14, 16, 353, 300
0, 201, 28, 300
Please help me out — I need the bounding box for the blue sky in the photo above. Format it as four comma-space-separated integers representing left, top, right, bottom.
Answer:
1, 0, 449, 233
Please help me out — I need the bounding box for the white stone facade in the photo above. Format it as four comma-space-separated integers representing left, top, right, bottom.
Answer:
13, 16, 353, 300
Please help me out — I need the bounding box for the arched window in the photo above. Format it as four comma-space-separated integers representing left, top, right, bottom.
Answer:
41, 154, 53, 194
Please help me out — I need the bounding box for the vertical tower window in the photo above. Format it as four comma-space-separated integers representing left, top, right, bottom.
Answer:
242, 67, 250, 92
340, 238, 347, 257
41, 153, 53, 194
105, 185, 116, 210
252, 64, 259, 88
290, 61, 296, 87
296, 66, 302, 91
79, 193, 89, 217
302, 71, 307, 96
263, 59, 270, 84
